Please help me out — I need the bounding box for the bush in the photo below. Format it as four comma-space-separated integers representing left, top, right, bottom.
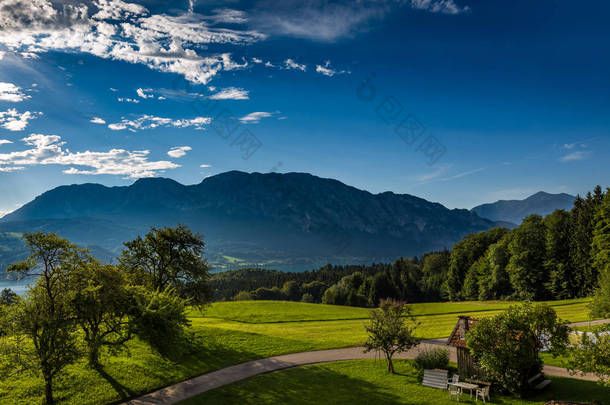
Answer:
301, 293, 314, 303
414, 347, 450, 371
233, 291, 253, 301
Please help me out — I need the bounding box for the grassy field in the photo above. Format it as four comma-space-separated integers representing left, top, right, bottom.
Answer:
179, 359, 609, 405
0, 298, 599, 404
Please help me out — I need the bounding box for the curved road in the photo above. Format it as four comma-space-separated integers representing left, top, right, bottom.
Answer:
124, 331, 602, 405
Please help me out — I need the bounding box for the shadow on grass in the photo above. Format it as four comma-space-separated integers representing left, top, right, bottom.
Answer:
181, 366, 406, 405
94, 364, 135, 400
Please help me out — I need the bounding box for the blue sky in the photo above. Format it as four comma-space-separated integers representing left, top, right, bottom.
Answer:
0, 0, 608, 215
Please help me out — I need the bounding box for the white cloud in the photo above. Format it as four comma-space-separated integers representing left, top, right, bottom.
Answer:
0, 133, 179, 178
108, 115, 211, 131
284, 58, 306, 71
117, 97, 140, 103
200, 163, 211, 168
90, 117, 106, 124
239, 111, 273, 124
315, 61, 347, 77
0, 109, 41, 131
109, 87, 118, 92
0, 82, 30, 102
563, 143, 575, 150
560, 151, 590, 162
167, 146, 191, 158
0, 51, 5, 60
136, 88, 154, 99
410, 0, 469, 14
264, 61, 275, 68
0, 0, 266, 84
251, 57, 263, 63
209, 87, 249, 100
0, 140, 12, 145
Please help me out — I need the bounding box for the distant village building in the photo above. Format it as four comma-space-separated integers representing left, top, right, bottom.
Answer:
447, 315, 481, 377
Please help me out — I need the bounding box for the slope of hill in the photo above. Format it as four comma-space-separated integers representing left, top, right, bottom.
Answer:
471, 191, 575, 225
0, 171, 496, 272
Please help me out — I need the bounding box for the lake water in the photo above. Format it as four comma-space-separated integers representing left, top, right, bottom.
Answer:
0, 278, 34, 295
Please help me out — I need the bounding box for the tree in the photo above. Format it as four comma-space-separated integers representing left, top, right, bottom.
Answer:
129, 286, 190, 355
363, 299, 419, 373
69, 262, 133, 367
4, 232, 87, 405
281, 281, 301, 301
420, 250, 450, 300
301, 281, 326, 302
544, 210, 574, 298
567, 326, 610, 386
0, 288, 18, 306
447, 228, 508, 301
507, 215, 548, 300
466, 303, 569, 396
591, 190, 610, 317
119, 225, 212, 307
478, 238, 512, 300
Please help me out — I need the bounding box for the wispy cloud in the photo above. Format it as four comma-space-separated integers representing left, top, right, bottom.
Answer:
284, 59, 306, 71
167, 146, 192, 158
136, 88, 154, 99
108, 115, 211, 132
560, 151, 590, 162
239, 111, 274, 124
315, 61, 348, 77
200, 163, 212, 168
410, 0, 469, 14
0, 134, 179, 178
414, 165, 485, 183
90, 117, 106, 124
209, 87, 249, 100
0, 82, 30, 102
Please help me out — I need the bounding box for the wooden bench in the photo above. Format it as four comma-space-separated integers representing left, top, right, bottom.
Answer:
528, 373, 551, 390
423, 369, 449, 389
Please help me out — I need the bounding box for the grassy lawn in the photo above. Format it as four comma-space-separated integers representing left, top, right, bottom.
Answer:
179, 359, 609, 405
0, 298, 599, 404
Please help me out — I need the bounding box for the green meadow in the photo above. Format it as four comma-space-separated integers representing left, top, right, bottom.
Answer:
0, 299, 599, 404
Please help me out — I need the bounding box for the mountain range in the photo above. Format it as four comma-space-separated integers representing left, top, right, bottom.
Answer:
0, 171, 576, 273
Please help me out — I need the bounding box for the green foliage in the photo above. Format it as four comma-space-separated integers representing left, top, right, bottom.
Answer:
419, 250, 449, 300
300, 293, 314, 303
567, 326, 610, 386
119, 225, 212, 307
466, 302, 569, 395
281, 281, 301, 301
301, 281, 326, 302
233, 291, 253, 301
591, 190, 610, 318
363, 299, 419, 373
544, 210, 575, 298
414, 346, 450, 372
129, 286, 190, 355
0, 288, 18, 306
2, 232, 86, 404
68, 262, 133, 367
477, 238, 512, 300
251, 286, 285, 300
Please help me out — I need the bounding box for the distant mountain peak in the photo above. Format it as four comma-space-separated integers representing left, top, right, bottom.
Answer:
472, 191, 575, 225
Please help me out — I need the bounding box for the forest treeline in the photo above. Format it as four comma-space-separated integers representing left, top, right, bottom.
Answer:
217, 186, 610, 307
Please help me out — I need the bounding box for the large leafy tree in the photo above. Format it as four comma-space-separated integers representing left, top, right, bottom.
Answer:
119, 225, 212, 307
466, 303, 569, 396
69, 262, 134, 367
478, 238, 512, 300
507, 215, 548, 300
3, 232, 87, 405
364, 299, 419, 374
419, 250, 450, 300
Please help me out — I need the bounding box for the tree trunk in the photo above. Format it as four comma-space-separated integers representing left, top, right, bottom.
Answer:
387, 354, 394, 374
44, 375, 54, 405
88, 345, 100, 368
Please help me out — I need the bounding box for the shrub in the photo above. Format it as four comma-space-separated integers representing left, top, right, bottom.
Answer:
233, 291, 253, 301
414, 347, 450, 371
301, 293, 314, 303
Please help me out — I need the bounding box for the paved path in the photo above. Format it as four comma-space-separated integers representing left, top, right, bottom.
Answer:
568, 318, 610, 328
123, 336, 599, 405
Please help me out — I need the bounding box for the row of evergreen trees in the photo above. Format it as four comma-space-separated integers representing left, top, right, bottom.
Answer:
305, 186, 610, 306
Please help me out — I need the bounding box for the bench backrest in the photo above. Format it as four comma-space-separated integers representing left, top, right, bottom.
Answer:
422, 369, 449, 389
